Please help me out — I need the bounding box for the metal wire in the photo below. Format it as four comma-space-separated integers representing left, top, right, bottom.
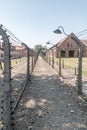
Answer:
76, 29, 87, 35
1, 24, 22, 44
77, 32, 87, 37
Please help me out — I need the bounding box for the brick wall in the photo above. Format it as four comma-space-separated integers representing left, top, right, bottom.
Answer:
46, 33, 87, 58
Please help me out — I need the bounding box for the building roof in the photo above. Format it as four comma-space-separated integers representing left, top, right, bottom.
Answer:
54, 33, 87, 48
81, 39, 87, 47
46, 33, 87, 52
46, 33, 75, 51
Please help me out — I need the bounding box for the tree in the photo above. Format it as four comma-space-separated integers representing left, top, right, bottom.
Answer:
34, 44, 47, 54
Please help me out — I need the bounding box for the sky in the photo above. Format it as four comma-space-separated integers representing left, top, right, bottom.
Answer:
0, 0, 87, 48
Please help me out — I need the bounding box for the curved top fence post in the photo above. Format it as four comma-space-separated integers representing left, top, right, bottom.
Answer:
0, 25, 11, 130
21, 42, 30, 80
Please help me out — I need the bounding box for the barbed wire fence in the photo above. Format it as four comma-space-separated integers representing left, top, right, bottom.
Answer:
0, 24, 38, 130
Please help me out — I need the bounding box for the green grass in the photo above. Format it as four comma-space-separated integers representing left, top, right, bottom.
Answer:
11, 57, 27, 66
52, 57, 87, 77
62, 58, 78, 69
82, 58, 87, 76
0, 57, 27, 71
0, 62, 4, 70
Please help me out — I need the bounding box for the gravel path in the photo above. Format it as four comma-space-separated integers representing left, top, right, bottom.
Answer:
15, 56, 87, 130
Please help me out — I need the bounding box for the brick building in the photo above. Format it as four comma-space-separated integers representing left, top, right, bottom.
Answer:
46, 33, 87, 58
0, 43, 35, 60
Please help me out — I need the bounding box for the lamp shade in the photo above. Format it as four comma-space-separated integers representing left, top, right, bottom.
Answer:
53, 29, 62, 34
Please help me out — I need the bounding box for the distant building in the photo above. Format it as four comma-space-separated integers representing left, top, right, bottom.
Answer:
0, 43, 35, 60
46, 33, 87, 58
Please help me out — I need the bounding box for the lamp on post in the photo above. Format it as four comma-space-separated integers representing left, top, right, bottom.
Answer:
53, 26, 68, 36
46, 41, 61, 76
53, 26, 82, 95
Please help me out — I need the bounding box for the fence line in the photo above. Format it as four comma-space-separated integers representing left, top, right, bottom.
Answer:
41, 47, 86, 95
0, 25, 38, 130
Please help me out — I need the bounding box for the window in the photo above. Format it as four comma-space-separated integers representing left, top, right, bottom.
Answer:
71, 44, 72, 47
67, 43, 69, 47
1, 54, 3, 57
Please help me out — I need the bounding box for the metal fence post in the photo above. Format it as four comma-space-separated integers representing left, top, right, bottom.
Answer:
0, 25, 11, 130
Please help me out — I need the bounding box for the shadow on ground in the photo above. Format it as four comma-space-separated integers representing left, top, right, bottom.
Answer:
14, 74, 87, 130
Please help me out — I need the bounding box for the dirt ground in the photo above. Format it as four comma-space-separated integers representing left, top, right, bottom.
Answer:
14, 56, 87, 130
0, 59, 27, 130
49, 59, 87, 96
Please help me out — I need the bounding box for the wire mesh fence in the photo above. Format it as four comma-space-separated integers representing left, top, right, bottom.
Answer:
0, 25, 38, 130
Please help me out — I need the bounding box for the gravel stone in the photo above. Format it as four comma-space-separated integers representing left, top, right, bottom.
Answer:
14, 56, 87, 130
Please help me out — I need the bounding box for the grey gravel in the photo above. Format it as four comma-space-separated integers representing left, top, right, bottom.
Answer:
14, 56, 87, 130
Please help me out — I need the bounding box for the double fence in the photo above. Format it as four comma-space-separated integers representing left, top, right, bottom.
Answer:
42, 47, 87, 96
0, 25, 38, 130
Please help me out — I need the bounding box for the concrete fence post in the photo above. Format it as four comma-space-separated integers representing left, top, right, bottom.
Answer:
22, 43, 30, 80
78, 47, 82, 94
62, 58, 64, 69
47, 51, 49, 63
52, 49, 54, 68
49, 51, 50, 65
75, 67, 76, 75
32, 55, 34, 72
27, 48, 30, 80
58, 48, 61, 76
0, 25, 11, 130
71, 35, 82, 94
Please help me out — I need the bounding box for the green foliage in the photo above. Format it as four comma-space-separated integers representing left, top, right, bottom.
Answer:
34, 44, 47, 54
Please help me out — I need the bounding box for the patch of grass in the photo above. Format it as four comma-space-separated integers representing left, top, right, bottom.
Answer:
11, 57, 26, 66
63, 58, 78, 69
0, 62, 4, 70
53, 57, 87, 77
0, 57, 27, 71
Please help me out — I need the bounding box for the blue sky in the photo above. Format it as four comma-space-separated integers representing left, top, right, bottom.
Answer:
0, 0, 87, 48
